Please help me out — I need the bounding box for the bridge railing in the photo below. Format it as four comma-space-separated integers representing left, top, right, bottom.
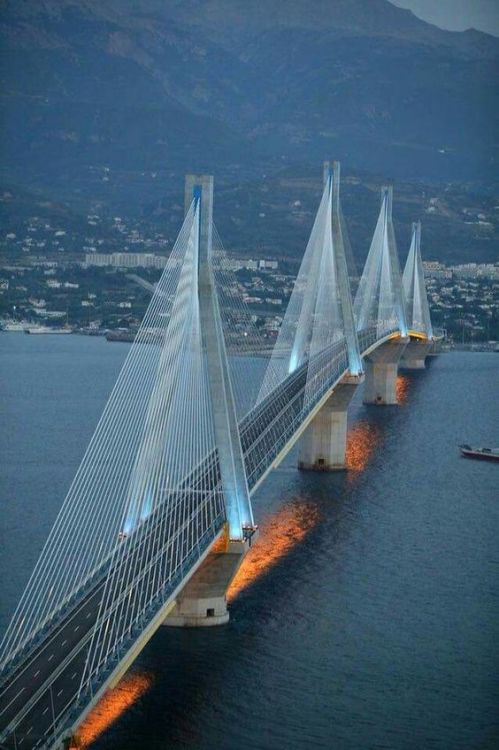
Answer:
243, 331, 372, 488
242, 325, 402, 488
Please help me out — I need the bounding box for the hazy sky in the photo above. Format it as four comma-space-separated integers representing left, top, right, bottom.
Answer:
391, 0, 499, 36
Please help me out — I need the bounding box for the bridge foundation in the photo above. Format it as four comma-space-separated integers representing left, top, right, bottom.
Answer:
363, 338, 408, 404
298, 375, 361, 470
163, 536, 251, 627
399, 339, 431, 370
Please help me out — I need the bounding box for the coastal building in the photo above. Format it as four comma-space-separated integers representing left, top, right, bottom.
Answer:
85, 252, 167, 269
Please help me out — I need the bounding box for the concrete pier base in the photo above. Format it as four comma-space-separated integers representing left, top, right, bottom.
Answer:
163, 538, 251, 627
298, 375, 362, 470
399, 339, 431, 370
363, 338, 408, 404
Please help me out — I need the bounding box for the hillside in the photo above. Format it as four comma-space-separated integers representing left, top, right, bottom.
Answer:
0, 0, 497, 264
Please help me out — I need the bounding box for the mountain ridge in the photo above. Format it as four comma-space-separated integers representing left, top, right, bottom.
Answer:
0, 0, 497, 206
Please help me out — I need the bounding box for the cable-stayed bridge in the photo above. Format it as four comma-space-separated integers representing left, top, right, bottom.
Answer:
0, 163, 443, 750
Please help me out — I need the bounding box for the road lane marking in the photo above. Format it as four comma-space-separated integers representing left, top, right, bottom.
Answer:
26, 726, 33, 734
57, 689, 63, 697
71, 672, 77, 680
86, 612, 92, 618
74, 625, 80, 632
48, 653, 54, 661
0, 686, 25, 717
0, 586, 104, 708
43, 707, 49, 715
61, 639, 67, 646
34, 670, 40, 677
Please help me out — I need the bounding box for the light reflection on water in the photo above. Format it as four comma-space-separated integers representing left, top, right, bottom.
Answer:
80, 417, 380, 745
80, 501, 321, 746
227, 500, 321, 601
346, 421, 381, 472
79, 672, 153, 746
396, 373, 410, 404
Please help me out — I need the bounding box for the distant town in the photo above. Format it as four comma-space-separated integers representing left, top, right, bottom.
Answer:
0, 209, 497, 347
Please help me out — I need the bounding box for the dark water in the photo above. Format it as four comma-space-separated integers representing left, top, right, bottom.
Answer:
1, 335, 498, 750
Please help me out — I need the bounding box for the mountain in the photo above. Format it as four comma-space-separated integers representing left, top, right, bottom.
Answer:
0, 0, 497, 210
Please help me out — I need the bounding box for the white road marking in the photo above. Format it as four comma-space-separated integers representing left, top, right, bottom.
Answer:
57, 689, 63, 697
61, 639, 67, 646
26, 726, 33, 735
0, 687, 25, 717
34, 670, 40, 677
48, 653, 54, 662
74, 625, 80, 632
86, 612, 92, 618
71, 672, 77, 680
43, 707, 49, 715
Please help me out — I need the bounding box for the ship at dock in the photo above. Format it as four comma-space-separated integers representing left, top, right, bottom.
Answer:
24, 325, 72, 335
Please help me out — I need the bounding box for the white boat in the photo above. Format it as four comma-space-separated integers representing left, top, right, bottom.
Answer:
24, 325, 72, 335
460, 445, 499, 463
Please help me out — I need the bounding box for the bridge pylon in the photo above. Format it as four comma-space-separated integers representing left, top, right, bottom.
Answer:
400, 221, 434, 369
184, 174, 255, 543
354, 185, 408, 339
164, 174, 256, 628
328, 161, 363, 377
298, 161, 363, 471
258, 160, 362, 404
353, 185, 410, 404
385, 186, 409, 338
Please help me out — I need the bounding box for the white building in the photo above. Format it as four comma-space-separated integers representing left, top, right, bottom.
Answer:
85, 252, 167, 269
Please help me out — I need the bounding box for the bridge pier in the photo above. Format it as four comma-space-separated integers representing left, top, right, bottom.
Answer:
298, 375, 361, 470
363, 338, 408, 404
163, 535, 252, 627
399, 339, 431, 370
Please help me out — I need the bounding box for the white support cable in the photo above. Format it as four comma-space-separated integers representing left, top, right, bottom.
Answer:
79, 201, 228, 686
385, 187, 408, 336
211, 223, 270, 417
257, 183, 331, 403
304, 180, 345, 409
353, 189, 402, 340
402, 221, 433, 337
14, 211, 195, 640
89, 225, 200, 660
27, 219, 190, 638
0, 203, 201, 670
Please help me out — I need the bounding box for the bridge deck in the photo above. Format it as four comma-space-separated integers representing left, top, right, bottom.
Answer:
0, 326, 427, 749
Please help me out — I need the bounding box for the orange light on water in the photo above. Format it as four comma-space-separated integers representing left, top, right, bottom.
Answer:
79, 672, 153, 747
396, 374, 410, 404
346, 421, 380, 472
227, 501, 320, 601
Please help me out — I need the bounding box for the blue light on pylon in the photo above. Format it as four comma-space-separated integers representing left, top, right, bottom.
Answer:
398, 305, 408, 338
140, 488, 154, 521
192, 185, 202, 205
122, 514, 135, 536
347, 346, 363, 377
288, 349, 299, 374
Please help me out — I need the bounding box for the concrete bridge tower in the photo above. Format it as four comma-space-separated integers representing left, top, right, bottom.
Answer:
165, 174, 256, 627
298, 162, 364, 471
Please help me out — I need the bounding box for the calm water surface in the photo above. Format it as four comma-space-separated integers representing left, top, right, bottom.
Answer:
0, 335, 498, 750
